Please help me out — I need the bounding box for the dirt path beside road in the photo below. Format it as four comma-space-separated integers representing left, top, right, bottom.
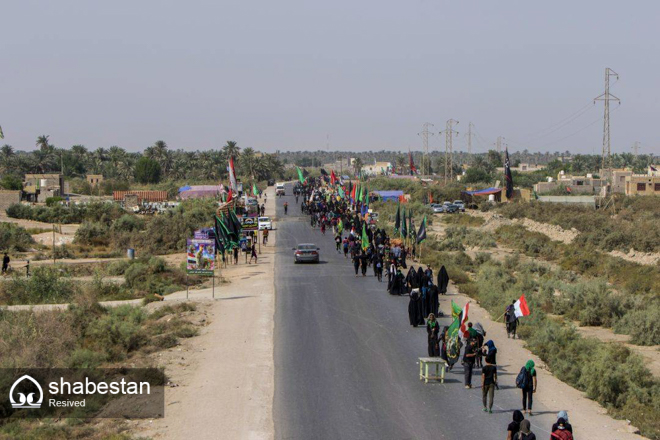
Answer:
134, 188, 276, 440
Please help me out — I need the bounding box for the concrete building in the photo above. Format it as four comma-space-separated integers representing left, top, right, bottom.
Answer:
625, 174, 660, 196
600, 168, 634, 194
533, 171, 606, 195
23, 173, 65, 202
361, 161, 392, 176
86, 174, 104, 187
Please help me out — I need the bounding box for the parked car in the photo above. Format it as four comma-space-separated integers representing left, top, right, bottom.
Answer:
453, 200, 465, 212
267, 179, 275, 186
432, 205, 445, 213
293, 243, 320, 263
258, 217, 273, 230
444, 204, 459, 213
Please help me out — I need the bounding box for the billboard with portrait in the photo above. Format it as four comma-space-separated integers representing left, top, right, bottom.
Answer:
186, 238, 215, 276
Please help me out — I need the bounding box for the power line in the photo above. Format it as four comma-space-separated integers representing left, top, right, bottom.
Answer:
440, 119, 459, 183
417, 123, 434, 176
595, 68, 620, 174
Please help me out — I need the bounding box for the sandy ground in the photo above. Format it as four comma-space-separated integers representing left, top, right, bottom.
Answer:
441, 283, 646, 439
133, 187, 277, 440
0, 214, 80, 236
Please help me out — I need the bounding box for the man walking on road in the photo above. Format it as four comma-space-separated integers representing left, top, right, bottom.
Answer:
481, 360, 497, 413
463, 338, 478, 388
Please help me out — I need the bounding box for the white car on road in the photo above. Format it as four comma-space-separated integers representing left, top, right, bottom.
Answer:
258, 217, 273, 230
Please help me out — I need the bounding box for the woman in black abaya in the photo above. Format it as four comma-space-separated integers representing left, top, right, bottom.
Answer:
437, 265, 450, 295
408, 289, 425, 327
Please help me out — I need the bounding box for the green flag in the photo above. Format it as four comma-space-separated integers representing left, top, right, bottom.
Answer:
416, 216, 427, 244
401, 209, 407, 238
361, 223, 369, 250
252, 183, 259, 196
296, 166, 305, 184
338, 186, 345, 199
0, 125, 4, 139
451, 300, 463, 320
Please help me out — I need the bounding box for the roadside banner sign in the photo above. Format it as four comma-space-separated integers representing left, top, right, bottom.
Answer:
186, 238, 215, 276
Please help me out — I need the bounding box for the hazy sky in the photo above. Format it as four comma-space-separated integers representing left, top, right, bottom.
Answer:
2, 0, 659, 155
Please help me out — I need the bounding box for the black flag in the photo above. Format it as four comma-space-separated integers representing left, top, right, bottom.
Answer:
394, 203, 401, 233
505, 148, 513, 199
416, 216, 427, 244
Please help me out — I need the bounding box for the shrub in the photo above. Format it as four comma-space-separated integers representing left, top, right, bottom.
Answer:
0, 222, 35, 252
614, 304, 660, 346
74, 222, 110, 246
85, 305, 147, 360
0, 267, 78, 305
134, 157, 161, 184
45, 196, 64, 207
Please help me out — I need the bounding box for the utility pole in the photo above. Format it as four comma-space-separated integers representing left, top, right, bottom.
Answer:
418, 123, 434, 176
632, 141, 640, 156
440, 119, 459, 184
595, 68, 620, 176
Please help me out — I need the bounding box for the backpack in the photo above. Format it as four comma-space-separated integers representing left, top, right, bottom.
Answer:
516, 366, 530, 389
551, 430, 573, 440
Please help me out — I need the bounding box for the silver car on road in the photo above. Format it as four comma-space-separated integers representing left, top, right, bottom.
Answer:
293, 243, 320, 264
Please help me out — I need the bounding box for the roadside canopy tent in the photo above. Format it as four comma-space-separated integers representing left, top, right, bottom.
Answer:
462, 187, 502, 203
373, 190, 404, 202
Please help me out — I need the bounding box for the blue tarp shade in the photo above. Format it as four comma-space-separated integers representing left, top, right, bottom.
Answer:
373, 190, 404, 201
464, 187, 502, 196
178, 186, 192, 193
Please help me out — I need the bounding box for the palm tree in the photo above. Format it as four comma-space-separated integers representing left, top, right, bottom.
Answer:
395, 156, 406, 174
0, 145, 14, 174
36, 135, 52, 153
239, 147, 258, 179
223, 141, 240, 160
146, 140, 173, 176
352, 157, 364, 176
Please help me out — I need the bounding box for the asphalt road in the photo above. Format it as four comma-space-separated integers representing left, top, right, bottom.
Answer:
274, 184, 556, 440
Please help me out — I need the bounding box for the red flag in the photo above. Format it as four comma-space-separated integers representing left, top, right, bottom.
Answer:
514, 294, 530, 317
330, 170, 337, 186
226, 190, 233, 203
409, 151, 417, 175
429, 192, 433, 204
566, 186, 572, 193
351, 184, 357, 200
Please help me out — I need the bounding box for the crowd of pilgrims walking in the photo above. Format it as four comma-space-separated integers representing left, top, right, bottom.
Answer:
294, 180, 575, 440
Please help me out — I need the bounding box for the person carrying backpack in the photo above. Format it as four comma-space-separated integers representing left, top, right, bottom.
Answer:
550, 418, 573, 440
516, 360, 537, 416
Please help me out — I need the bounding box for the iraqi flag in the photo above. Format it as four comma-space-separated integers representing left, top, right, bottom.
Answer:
228, 157, 238, 193
514, 294, 530, 318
